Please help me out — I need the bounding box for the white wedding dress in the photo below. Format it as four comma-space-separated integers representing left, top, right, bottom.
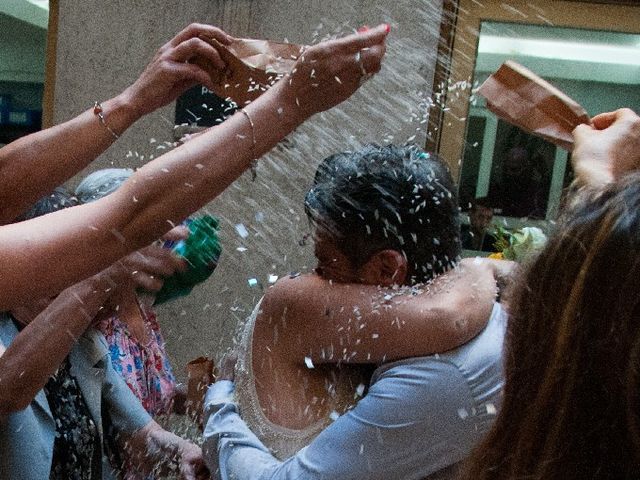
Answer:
234, 300, 357, 460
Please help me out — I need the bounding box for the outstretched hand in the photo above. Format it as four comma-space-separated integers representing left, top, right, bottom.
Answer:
272, 24, 389, 121
217, 351, 238, 382
123, 23, 234, 117
572, 108, 640, 186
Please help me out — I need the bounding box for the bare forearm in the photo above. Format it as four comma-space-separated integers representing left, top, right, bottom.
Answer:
127, 421, 200, 476
0, 273, 114, 414
0, 89, 303, 309
128, 422, 176, 475
264, 264, 497, 364
116, 83, 302, 239
0, 94, 140, 224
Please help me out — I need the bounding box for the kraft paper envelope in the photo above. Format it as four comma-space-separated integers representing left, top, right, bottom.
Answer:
195, 36, 304, 106
478, 60, 590, 151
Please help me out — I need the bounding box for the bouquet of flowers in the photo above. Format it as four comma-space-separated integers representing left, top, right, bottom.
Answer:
489, 226, 547, 262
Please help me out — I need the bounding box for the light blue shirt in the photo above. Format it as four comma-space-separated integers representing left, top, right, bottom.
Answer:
0, 316, 152, 480
203, 303, 506, 480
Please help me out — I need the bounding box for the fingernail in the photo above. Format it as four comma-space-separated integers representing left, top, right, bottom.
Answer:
384, 23, 391, 34
357, 25, 370, 33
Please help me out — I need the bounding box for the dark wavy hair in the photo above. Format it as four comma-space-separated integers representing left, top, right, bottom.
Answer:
461, 173, 640, 479
304, 144, 460, 284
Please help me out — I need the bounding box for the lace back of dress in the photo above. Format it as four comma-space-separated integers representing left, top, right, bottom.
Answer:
234, 301, 329, 460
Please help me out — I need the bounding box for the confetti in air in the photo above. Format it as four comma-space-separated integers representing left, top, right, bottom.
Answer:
235, 223, 249, 238
304, 356, 315, 369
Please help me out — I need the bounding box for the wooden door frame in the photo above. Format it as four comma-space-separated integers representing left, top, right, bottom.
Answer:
42, 0, 59, 129
429, 0, 640, 182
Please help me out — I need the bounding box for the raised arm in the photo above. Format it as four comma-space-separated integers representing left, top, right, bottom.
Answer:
0, 24, 232, 225
258, 258, 502, 365
0, 25, 389, 309
0, 239, 186, 417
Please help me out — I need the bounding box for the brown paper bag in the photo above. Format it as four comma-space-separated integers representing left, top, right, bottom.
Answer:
185, 356, 214, 423
477, 60, 590, 151
195, 36, 304, 106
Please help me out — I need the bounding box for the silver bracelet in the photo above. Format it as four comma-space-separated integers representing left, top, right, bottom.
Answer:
239, 108, 258, 181
93, 101, 120, 140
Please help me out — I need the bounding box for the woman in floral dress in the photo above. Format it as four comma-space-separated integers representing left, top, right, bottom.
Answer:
76, 168, 182, 420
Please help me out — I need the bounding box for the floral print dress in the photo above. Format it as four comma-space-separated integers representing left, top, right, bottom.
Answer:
98, 300, 177, 480
98, 300, 177, 417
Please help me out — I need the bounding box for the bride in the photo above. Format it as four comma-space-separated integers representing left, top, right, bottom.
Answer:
225, 144, 501, 459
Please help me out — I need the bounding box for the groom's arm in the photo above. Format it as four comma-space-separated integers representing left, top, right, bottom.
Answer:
202, 380, 290, 480
201, 370, 472, 480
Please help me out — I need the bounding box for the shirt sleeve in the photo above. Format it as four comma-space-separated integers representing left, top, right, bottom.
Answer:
202, 380, 285, 480
203, 359, 489, 480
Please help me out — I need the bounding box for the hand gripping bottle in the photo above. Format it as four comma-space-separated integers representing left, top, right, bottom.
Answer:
153, 214, 222, 305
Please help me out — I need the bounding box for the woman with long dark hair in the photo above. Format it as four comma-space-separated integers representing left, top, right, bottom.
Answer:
461, 108, 640, 479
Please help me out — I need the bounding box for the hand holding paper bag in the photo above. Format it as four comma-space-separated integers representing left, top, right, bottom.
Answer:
194, 37, 303, 106
572, 108, 640, 185
194, 25, 388, 113
478, 60, 590, 151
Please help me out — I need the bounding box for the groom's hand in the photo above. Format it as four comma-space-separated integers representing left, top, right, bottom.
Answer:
216, 351, 238, 382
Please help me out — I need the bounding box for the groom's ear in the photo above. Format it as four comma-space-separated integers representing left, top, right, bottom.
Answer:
358, 250, 407, 286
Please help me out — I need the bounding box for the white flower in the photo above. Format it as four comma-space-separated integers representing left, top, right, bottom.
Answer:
509, 227, 547, 261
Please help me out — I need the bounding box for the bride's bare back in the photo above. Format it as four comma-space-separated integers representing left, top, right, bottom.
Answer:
252, 314, 367, 429
233, 301, 370, 459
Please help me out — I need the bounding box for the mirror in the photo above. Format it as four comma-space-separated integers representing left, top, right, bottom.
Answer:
459, 22, 640, 227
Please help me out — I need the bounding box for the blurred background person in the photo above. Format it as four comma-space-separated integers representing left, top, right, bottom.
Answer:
489, 145, 548, 218
461, 197, 497, 252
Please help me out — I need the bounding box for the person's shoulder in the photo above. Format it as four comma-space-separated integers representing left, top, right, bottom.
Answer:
259, 273, 325, 318
71, 328, 110, 368
437, 302, 505, 377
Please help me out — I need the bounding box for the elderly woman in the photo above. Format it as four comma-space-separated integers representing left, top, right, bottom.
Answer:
0, 188, 205, 479
461, 108, 640, 479
75, 168, 192, 420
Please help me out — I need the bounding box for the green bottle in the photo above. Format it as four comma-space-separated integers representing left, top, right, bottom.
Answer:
153, 214, 222, 305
